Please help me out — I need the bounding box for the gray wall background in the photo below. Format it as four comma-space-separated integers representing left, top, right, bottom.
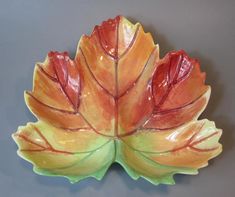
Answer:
0, 0, 234, 196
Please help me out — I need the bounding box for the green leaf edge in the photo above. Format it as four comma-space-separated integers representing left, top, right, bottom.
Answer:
33, 160, 113, 184
14, 137, 115, 184
15, 139, 201, 185
114, 140, 198, 185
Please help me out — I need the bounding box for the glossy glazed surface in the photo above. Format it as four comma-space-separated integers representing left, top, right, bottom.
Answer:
12, 15, 222, 185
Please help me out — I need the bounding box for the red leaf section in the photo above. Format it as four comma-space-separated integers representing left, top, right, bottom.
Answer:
143, 50, 210, 130
93, 16, 120, 58
25, 51, 88, 130
78, 15, 156, 136
47, 52, 81, 110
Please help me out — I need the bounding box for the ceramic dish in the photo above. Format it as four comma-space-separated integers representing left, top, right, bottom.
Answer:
12, 15, 222, 185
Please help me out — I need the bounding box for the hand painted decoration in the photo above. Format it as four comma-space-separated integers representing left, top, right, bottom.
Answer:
12, 16, 222, 185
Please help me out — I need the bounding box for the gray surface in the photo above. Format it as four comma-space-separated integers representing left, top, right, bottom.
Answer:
0, 0, 235, 196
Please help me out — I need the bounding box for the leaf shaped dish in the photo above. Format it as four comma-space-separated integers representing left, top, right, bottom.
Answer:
12, 15, 222, 185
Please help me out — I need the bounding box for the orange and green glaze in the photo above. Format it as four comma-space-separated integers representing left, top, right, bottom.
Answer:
12, 15, 222, 185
